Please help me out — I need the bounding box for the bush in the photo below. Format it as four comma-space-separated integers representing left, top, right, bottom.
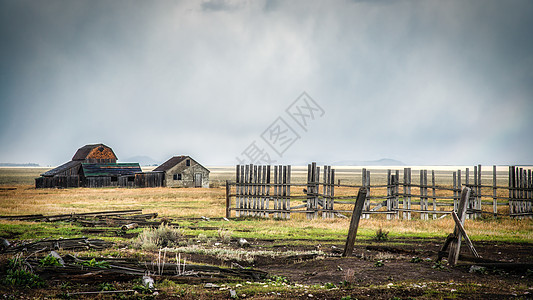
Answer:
217, 228, 233, 244
374, 228, 389, 241
133, 224, 184, 250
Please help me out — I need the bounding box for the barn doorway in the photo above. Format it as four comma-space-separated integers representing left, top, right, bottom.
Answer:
194, 173, 202, 187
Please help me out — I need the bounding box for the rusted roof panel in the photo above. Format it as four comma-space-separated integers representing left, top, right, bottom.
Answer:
72, 144, 117, 161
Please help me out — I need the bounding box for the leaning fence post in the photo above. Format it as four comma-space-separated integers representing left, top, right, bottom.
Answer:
342, 188, 368, 257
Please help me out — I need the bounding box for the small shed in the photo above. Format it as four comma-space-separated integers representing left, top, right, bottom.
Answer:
153, 156, 210, 188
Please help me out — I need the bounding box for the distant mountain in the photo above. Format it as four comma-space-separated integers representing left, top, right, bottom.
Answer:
331, 158, 405, 166
0, 163, 40, 167
121, 156, 160, 166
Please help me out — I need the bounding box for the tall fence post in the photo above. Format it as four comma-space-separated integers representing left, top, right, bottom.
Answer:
362, 169, 370, 219
509, 166, 515, 217
477, 164, 482, 219
432, 170, 437, 219
387, 170, 392, 220
265, 165, 271, 218
286, 165, 291, 219
403, 168, 411, 220
394, 170, 400, 219
226, 180, 231, 218
493, 165, 497, 217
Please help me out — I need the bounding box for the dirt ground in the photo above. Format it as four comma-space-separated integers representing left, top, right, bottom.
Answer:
1, 233, 532, 299
141, 236, 532, 299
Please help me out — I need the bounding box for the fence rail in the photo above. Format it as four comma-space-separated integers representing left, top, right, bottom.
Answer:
225, 163, 533, 220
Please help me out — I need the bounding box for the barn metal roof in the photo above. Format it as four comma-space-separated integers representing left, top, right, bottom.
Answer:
81, 163, 142, 177
41, 160, 82, 177
72, 144, 117, 161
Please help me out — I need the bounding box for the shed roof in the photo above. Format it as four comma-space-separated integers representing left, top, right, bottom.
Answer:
81, 163, 142, 177
41, 160, 82, 177
153, 156, 209, 172
153, 156, 188, 172
72, 144, 117, 161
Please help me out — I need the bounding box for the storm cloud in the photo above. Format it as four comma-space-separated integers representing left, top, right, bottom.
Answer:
1, 0, 532, 166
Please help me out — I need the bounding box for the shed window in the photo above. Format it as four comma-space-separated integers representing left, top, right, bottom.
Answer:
173, 174, 182, 180
186, 159, 190, 166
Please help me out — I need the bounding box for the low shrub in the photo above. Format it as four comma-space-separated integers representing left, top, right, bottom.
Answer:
132, 223, 183, 250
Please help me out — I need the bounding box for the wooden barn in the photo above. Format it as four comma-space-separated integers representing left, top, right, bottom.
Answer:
36, 144, 144, 188
153, 156, 210, 188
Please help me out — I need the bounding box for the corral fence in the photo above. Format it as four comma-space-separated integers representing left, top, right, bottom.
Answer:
225, 163, 532, 220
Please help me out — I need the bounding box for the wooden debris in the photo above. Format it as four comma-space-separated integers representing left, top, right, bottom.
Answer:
3, 237, 113, 253
121, 223, 139, 231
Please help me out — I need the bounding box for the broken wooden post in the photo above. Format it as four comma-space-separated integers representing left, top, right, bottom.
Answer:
451, 211, 480, 258
448, 186, 471, 266
342, 188, 368, 257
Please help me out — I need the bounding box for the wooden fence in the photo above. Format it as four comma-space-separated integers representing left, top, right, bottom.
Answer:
225, 163, 533, 220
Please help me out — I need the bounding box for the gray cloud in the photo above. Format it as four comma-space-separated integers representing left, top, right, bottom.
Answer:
1, 0, 532, 166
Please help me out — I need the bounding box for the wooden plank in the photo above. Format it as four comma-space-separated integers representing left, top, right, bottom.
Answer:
451, 210, 480, 258
403, 168, 408, 220
266, 165, 271, 218
254, 165, 259, 216
477, 164, 482, 219
282, 165, 287, 219
287, 165, 291, 219
306, 164, 312, 220
387, 170, 392, 220
509, 166, 513, 215
406, 168, 411, 220
432, 170, 437, 219
448, 186, 471, 266
235, 165, 241, 217
394, 170, 400, 219
342, 188, 368, 257
274, 165, 279, 219
493, 165, 497, 216
330, 168, 335, 219
527, 169, 533, 218
314, 164, 319, 220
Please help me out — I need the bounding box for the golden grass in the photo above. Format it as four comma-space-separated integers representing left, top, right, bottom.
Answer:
0, 185, 226, 218
0, 168, 531, 243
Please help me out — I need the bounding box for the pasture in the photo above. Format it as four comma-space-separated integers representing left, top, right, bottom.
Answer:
0, 167, 532, 299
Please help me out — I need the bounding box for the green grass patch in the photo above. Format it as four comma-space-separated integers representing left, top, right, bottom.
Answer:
0, 221, 82, 240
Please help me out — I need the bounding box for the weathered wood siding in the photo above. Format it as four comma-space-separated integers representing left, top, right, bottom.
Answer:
35, 176, 80, 188
164, 158, 210, 188
135, 172, 164, 188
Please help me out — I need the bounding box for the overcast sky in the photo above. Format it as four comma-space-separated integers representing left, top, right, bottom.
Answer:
1, 0, 532, 167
